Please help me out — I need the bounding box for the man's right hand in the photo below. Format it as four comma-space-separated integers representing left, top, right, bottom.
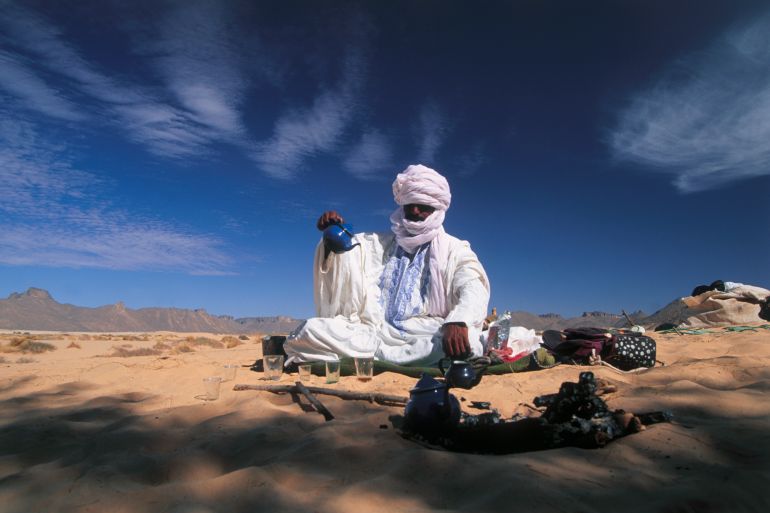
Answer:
317, 211, 344, 231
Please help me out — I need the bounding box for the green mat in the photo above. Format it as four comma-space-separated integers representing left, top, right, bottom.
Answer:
725, 325, 759, 332
304, 348, 557, 378
658, 324, 770, 335
656, 328, 715, 335
724, 324, 770, 332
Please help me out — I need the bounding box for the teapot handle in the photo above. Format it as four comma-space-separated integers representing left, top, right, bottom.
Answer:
438, 357, 449, 376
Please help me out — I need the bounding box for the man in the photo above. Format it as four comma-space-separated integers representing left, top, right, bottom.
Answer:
284, 164, 490, 366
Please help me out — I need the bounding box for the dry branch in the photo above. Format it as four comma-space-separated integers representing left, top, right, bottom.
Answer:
233, 383, 409, 406
295, 381, 334, 421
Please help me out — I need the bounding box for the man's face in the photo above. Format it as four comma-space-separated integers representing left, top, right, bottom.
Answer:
403, 203, 435, 222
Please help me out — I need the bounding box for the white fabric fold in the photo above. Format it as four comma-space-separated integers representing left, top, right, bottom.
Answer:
285, 231, 490, 365
284, 163, 491, 366
389, 164, 452, 317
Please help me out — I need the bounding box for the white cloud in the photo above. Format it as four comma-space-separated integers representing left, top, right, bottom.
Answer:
0, 224, 231, 275
0, 1, 248, 159
253, 51, 366, 179
610, 13, 770, 193
149, 0, 248, 135
0, 3, 143, 106
0, 1, 373, 178
0, 118, 93, 216
112, 102, 216, 158
0, 51, 84, 121
343, 129, 393, 180
0, 116, 232, 274
415, 101, 451, 165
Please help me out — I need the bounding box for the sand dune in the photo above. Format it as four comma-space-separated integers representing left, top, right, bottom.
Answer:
1, 327, 769, 513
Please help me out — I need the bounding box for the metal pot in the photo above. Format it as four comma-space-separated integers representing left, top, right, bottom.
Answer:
322, 223, 360, 253
438, 358, 482, 389
404, 373, 461, 436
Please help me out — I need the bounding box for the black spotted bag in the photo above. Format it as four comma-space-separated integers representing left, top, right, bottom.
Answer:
605, 333, 656, 370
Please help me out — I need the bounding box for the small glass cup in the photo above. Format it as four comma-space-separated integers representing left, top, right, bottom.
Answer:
298, 363, 313, 382
202, 376, 222, 400
264, 355, 284, 381
354, 357, 374, 381
222, 364, 238, 382
325, 360, 340, 384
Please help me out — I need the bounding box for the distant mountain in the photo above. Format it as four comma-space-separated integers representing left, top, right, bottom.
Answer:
504, 309, 649, 331
0, 287, 648, 334
233, 316, 305, 333
0, 288, 302, 334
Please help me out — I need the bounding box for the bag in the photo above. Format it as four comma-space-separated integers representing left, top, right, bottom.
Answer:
542, 328, 613, 360
542, 328, 656, 370
605, 333, 656, 370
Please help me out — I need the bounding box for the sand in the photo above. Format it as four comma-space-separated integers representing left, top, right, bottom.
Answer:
1, 327, 769, 513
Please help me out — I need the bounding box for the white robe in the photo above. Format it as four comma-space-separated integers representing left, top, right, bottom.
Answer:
284, 231, 490, 366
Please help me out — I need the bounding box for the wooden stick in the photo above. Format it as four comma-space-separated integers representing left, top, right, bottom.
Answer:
295, 381, 334, 421
233, 383, 409, 406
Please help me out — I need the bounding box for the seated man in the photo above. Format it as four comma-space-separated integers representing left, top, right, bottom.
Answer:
285, 164, 490, 366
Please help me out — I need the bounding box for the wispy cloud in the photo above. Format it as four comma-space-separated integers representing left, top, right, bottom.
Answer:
0, 1, 251, 159
343, 129, 393, 180
0, 1, 374, 176
415, 100, 451, 165
252, 50, 367, 179
0, 116, 232, 274
112, 102, 217, 158
610, 13, 770, 193
456, 142, 486, 177
0, 51, 85, 121
0, 224, 231, 275
0, 3, 144, 105
149, 0, 249, 136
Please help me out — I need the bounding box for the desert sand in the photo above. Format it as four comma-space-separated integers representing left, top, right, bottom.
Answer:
1, 326, 769, 513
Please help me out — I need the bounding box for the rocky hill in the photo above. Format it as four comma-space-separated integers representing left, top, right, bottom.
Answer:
505, 309, 648, 331
0, 287, 648, 333
0, 288, 302, 334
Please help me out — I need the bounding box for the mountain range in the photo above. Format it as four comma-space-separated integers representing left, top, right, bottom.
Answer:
0, 287, 648, 333
0, 288, 302, 334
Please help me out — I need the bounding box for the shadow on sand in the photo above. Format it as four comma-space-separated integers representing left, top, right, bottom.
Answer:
0, 379, 767, 513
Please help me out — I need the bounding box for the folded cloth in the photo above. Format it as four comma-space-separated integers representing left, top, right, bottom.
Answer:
285, 351, 556, 379
488, 346, 531, 363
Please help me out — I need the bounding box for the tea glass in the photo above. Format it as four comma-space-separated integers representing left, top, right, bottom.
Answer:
264, 355, 284, 381
298, 363, 313, 382
222, 364, 238, 382
202, 376, 222, 400
325, 360, 340, 384
354, 357, 374, 381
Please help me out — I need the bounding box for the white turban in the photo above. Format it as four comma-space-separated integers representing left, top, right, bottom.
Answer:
389, 164, 452, 316
391, 164, 451, 210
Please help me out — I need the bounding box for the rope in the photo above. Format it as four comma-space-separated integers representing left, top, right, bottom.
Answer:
586, 349, 654, 375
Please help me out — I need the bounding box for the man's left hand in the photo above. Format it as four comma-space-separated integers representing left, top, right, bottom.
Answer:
442, 323, 470, 359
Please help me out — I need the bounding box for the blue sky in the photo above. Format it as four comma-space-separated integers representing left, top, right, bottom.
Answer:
1, 0, 769, 320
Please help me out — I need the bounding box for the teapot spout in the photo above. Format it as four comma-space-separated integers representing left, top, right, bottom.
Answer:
470, 366, 486, 387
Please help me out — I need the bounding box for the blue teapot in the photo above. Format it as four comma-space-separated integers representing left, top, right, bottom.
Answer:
438, 358, 482, 389
322, 223, 360, 253
404, 373, 461, 436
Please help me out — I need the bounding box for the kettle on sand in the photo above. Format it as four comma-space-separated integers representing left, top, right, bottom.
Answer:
403, 373, 461, 436
438, 358, 483, 389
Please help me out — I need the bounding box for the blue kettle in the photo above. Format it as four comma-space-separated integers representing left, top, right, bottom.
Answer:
439, 358, 482, 389
323, 223, 360, 253
403, 373, 461, 436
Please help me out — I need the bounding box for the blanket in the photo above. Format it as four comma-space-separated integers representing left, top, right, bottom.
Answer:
645, 284, 770, 329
